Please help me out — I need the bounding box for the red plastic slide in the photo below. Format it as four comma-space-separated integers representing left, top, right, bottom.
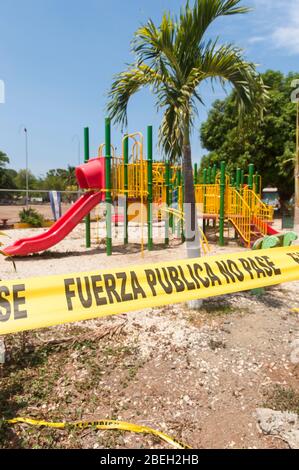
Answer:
266, 222, 279, 236
4, 157, 106, 257
4, 192, 103, 256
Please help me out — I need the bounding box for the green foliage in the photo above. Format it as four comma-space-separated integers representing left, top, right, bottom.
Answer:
13, 169, 39, 190
42, 167, 77, 191
200, 70, 299, 199
19, 208, 44, 227
0, 164, 77, 194
264, 385, 299, 415
0, 152, 17, 199
0, 151, 9, 168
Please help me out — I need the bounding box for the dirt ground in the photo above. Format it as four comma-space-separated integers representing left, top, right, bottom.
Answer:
0, 203, 77, 224
0, 225, 298, 449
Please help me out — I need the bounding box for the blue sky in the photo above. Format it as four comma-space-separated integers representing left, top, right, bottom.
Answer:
0, 0, 298, 177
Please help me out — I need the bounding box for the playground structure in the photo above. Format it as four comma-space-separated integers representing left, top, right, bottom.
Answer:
4, 119, 279, 257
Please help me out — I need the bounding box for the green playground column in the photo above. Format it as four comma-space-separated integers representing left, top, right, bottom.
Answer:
207, 166, 212, 185
236, 168, 241, 191
105, 118, 112, 256
147, 126, 153, 251
124, 135, 129, 245
212, 164, 217, 184
203, 168, 207, 232
219, 161, 226, 247
194, 163, 198, 185
254, 172, 259, 195
248, 164, 254, 190
177, 168, 184, 241
165, 161, 170, 246
240, 169, 244, 188
84, 127, 91, 248
169, 166, 174, 232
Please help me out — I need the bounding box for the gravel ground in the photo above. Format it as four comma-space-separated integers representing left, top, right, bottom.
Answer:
0, 226, 298, 449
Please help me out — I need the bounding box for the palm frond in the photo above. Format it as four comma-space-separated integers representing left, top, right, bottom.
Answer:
175, 0, 250, 73
106, 0, 265, 164
183, 42, 268, 115
107, 64, 173, 128
133, 15, 183, 84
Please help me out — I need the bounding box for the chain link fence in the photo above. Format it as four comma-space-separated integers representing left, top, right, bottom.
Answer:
0, 189, 82, 224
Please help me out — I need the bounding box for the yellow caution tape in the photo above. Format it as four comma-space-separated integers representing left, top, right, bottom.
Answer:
7, 417, 190, 449
0, 246, 299, 336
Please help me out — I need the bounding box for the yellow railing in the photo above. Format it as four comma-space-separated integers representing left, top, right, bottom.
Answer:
242, 188, 273, 236
111, 157, 124, 198
195, 184, 220, 215
126, 162, 147, 198
95, 146, 276, 246
226, 187, 251, 247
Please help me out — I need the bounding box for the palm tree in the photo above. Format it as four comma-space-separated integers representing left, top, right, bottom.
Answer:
107, 0, 267, 261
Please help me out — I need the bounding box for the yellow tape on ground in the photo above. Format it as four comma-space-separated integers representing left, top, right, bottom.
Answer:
1, 246, 299, 335
7, 417, 190, 449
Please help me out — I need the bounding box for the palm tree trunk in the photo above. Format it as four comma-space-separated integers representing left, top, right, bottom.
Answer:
295, 101, 299, 227
182, 119, 201, 259
182, 119, 202, 310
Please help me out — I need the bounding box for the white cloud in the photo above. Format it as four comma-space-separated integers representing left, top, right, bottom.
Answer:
248, 36, 266, 45
273, 25, 299, 54
250, 0, 299, 55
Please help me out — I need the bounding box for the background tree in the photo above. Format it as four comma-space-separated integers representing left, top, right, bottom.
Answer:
0, 150, 9, 168
200, 70, 298, 200
107, 0, 266, 263
14, 169, 39, 191
0, 151, 17, 199
42, 167, 77, 191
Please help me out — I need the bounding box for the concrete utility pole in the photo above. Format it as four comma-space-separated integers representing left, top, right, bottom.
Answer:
24, 127, 29, 209
295, 99, 299, 226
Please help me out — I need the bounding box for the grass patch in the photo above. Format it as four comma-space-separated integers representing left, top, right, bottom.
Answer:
204, 303, 235, 315
263, 385, 299, 415
0, 328, 143, 448
209, 339, 227, 351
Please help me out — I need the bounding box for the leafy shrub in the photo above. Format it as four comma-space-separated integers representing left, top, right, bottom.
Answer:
19, 208, 44, 227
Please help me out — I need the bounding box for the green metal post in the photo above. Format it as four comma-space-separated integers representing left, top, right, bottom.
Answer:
177, 169, 183, 240
147, 126, 153, 250
203, 168, 207, 232
165, 161, 170, 246
182, 170, 185, 242
212, 164, 217, 184
84, 127, 91, 248
240, 169, 244, 189
254, 172, 259, 195
207, 166, 212, 185
124, 135, 129, 245
194, 163, 198, 185
236, 168, 241, 191
248, 164, 254, 190
219, 161, 226, 247
105, 118, 112, 256
169, 166, 174, 232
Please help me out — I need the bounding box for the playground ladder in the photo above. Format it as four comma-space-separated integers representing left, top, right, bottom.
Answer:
226, 187, 251, 247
